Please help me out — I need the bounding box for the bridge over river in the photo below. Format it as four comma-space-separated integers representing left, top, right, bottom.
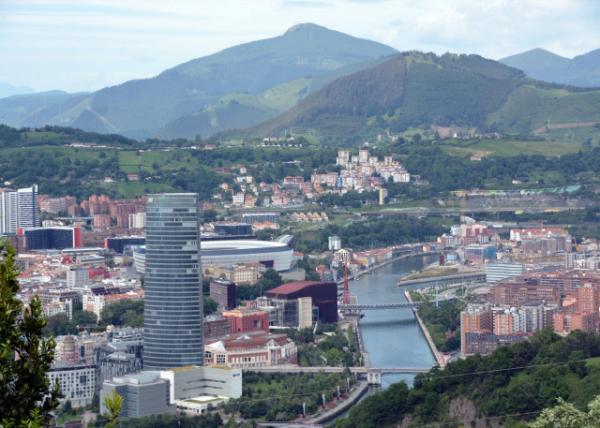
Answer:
244, 365, 432, 385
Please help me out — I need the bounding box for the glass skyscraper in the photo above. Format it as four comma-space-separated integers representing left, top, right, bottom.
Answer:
143, 193, 203, 369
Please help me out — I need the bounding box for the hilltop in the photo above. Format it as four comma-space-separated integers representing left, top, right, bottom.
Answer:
501, 47, 600, 87
0, 23, 396, 139
244, 51, 600, 142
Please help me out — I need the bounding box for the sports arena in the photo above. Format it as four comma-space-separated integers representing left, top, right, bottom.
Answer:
133, 239, 294, 274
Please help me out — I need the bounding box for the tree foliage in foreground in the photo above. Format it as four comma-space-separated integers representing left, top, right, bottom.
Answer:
0, 241, 60, 426
333, 329, 600, 427
530, 396, 600, 428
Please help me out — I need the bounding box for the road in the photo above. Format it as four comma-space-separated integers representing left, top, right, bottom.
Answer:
243, 365, 431, 374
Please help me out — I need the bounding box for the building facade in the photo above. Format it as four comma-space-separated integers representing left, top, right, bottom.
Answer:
0, 185, 40, 235
47, 364, 96, 407
143, 193, 203, 369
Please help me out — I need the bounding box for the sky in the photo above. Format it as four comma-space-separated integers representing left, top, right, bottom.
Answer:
1, 0, 600, 93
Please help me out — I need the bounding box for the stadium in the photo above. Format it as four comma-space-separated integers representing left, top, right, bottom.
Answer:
133, 239, 294, 274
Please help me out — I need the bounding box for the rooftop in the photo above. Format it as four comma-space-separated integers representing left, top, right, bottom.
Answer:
267, 280, 334, 295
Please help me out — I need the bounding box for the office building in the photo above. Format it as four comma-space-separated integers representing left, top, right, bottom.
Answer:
0, 185, 40, 235
143, 193, 203, 369
241, 212, 280, 225
18, 226, 82, 250
104, 236, 146, 254
328, 235, 342, 251
159, 366, 242, 410
101, 371, 173, 419
485, 262, 524, 283
67, 266, 89, 289
266, 281, 338, 323
128, 212, 146, 229
214, 222, 253, 237
209, 279, 236, 310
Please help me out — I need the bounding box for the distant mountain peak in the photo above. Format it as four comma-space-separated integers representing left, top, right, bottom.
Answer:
500, 46, 600, 87
285, 22, 328, 34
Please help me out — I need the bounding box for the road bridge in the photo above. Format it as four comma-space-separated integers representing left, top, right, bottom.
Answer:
338, 302, 420, 310
243, 365, 431, 375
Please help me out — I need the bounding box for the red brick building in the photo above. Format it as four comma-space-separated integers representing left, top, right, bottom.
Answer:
222, 307, 269, 334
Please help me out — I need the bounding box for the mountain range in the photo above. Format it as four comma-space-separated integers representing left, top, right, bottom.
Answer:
0, 23, 395, 139
2, 25, 600, 143
0, 82, 34, 99
244, 51, 600, 141
500, 48, 600, 87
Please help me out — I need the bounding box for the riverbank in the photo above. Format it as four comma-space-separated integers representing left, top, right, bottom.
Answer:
305, 381, 369, 425
405, 290, 447, 368
337, 250, 441, 286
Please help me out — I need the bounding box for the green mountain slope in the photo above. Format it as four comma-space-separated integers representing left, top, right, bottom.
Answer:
0, 23, 396, 139
501, 47, 600, 87
246, 51, 600, 142
161, 56, 393, 139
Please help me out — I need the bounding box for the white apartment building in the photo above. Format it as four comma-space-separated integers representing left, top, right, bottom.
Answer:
47, 364, 96, 407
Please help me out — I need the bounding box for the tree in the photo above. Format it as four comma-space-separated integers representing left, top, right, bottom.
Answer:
104, 389, 123, 428
204, 296, 218, 316
101, 299, 144, 327
0, 241, 61, 426
529, 396, 600, 428
72, 310, 97, 327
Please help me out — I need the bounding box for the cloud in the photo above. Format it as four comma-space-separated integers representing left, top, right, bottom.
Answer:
1, 0, 599, 91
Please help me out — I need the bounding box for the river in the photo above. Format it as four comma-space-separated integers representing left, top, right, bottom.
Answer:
350, 254, 439, 387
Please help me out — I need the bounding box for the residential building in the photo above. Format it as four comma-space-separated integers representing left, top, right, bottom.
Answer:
492, 280, 561, 306
47, 364, 96, 407
460, 303, 493, 356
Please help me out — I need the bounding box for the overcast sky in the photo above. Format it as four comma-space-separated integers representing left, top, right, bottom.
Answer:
2, 0, 600, 92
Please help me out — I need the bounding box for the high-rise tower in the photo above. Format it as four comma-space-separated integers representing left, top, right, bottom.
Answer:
0, 185, 39, 235
143, 193, 203, 369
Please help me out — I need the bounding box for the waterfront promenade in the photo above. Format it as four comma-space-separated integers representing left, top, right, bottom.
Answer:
405, 290, 448, 368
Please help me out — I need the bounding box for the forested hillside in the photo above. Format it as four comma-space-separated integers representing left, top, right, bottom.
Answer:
249, 51, 600, 143
334, 330, 600, 427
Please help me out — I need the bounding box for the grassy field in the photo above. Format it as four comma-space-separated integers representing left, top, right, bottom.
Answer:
440, 137, 584, 158
117, 150, 200, 173
111, 181, 174, 198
